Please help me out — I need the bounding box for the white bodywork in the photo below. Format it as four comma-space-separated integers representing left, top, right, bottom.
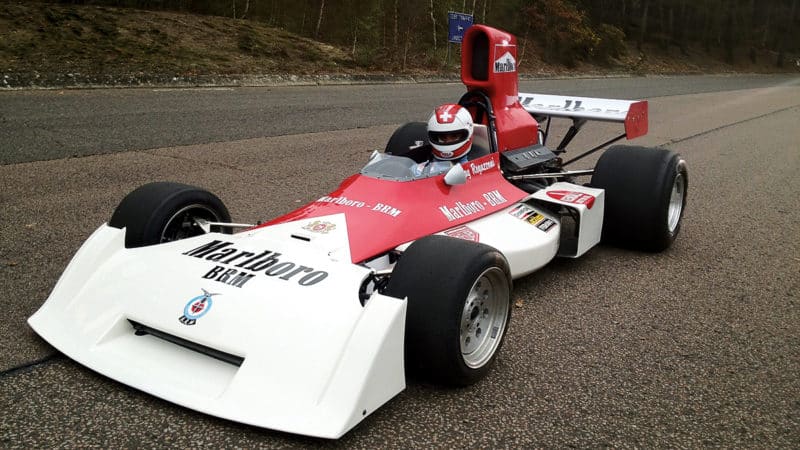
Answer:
29, 217, 406, 439
29, 181, 604, 438
431, 201, 560, 278
531, 182, 605, 258
396, 181, 603, 277
518, 92, 644, 122
518, 92, 649, 139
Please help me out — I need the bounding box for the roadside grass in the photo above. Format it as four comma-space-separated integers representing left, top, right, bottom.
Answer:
0, 2, 356, 79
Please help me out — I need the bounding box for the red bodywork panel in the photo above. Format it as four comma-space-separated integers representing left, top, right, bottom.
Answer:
260, 25, 554, 264
624, 100, 649, 139
461, 25, 539, 151
262, 154, 527, 263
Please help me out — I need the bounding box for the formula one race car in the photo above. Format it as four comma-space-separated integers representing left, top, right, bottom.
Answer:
29, 25, 687, 438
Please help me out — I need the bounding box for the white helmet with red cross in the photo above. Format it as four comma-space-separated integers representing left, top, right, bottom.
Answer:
427, 104, 474, 161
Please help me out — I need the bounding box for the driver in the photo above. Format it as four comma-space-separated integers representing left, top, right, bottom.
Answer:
413, 104, 474, 177
428, 104, 474, 162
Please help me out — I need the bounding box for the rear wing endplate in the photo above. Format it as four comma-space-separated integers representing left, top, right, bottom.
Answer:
518, 93, 648, 139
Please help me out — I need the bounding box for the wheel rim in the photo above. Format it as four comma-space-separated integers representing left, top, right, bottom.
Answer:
160, 204, 221, 243
667, 171, 685, 233
460, 267, 510, 369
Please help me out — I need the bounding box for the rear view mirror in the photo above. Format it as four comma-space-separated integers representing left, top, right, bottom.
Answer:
444, 164, 468, 186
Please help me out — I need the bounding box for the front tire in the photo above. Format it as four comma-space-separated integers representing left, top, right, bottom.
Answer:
591, 145, 688, 252
385, 235, 512, 386
109, 182, 231, 248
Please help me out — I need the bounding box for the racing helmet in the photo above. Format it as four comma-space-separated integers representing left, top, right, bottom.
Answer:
427, 104, 474, 161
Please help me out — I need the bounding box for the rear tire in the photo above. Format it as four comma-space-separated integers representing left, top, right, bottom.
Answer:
109, 182, 231, 248
385, 235, 512, 386
384, 122, 430, 163
591, 145, 688, 252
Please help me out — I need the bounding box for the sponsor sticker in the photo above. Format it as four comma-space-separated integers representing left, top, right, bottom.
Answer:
546, 190, 596, 209
372, 203, 402, 217
508, 203, 537, 220
315, 196, 402, 217
443, 225, 480, 242
526, 212, 545, 226
439, 190, 507, 221
518, 95, 627, 118
183, 240, 328, 287
483, 190, 508, 206
303, 220, 336, 234
317, 195, 365, 208
537, 218, 556, 232
468, 159, 496, 176
179, 289, 219, 326
509, 204, 556, 232
494, 46, 517, 73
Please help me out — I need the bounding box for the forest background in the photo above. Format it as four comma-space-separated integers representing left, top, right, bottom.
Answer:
1, 0, 799, 87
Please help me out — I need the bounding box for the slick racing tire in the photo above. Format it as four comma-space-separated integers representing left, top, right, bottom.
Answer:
384, 121, 430, 163
109, 182, 231, 248
385, 235, 512, 386
591, 145, 688, 252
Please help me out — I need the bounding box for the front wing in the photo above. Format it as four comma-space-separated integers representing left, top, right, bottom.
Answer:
29, 224, 406, 439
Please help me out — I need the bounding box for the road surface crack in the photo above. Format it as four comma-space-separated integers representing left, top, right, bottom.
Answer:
0, 353, 63, 379
659, 104, 800, 147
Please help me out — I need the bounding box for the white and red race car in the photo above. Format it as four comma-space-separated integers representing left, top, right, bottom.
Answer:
29, 25, 687, 438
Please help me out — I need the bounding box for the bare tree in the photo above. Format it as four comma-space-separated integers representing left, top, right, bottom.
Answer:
315, 0, 325, 39
393, 0, 399, 50
430, 0, 437, 50
638, 0, 649, 50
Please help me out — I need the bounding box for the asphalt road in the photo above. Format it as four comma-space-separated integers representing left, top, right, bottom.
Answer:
1, 74, 799, 165
1, 75, 799, 447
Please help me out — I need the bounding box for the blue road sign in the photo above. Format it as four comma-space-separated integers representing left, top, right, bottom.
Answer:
448, 12, 473, 44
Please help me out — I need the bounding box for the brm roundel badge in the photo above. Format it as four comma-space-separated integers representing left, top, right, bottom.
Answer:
303, 220, 337, 234
179, 289, 220, 326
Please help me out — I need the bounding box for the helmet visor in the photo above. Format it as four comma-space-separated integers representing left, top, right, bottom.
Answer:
428, 129, 469, 146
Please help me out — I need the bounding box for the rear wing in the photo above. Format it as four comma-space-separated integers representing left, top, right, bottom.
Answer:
518, 93, 648, 139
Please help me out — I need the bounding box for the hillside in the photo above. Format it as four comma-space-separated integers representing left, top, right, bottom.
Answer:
1, 2, 796, 89
0, 2, 359, 88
